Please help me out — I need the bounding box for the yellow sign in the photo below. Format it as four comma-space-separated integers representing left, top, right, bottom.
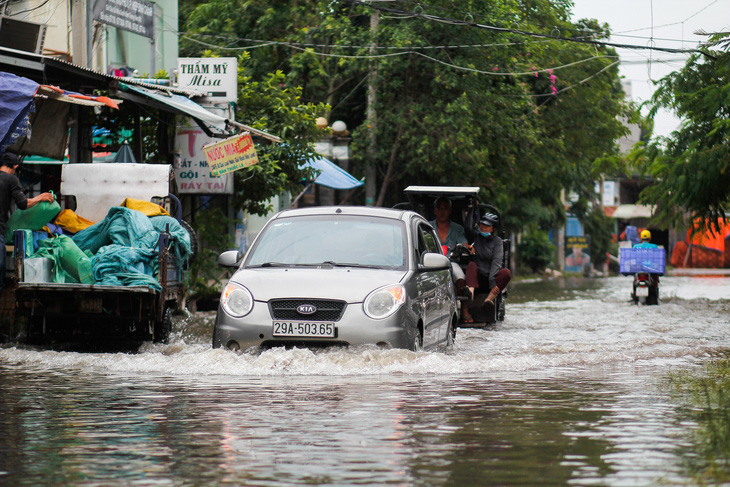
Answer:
203, 132, 259, 177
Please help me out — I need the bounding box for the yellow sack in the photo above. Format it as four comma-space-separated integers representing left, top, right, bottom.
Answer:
53, 209, 95, 234
120, 198, 170, 217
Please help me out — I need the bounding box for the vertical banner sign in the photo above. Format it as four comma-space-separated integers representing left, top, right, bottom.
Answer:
203, 132, 259, 177
177, 58, 238, 102
565, 235, 591, 272
92, 0, 155, 38
173, 117, 233, 194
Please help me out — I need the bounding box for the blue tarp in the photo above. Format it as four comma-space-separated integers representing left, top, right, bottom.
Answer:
0, 72, 38, 154
304, 156, 363, 190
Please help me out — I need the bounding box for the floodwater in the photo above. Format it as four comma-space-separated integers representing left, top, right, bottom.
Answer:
1, 276, 728, 486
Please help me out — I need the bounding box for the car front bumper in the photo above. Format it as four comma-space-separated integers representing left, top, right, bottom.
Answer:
213, 300, 414, 351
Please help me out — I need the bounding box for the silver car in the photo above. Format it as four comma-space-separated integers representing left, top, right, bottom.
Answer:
213, 206, 457, 351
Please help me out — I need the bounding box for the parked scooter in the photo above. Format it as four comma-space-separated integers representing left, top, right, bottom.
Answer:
632, 271, 659, 305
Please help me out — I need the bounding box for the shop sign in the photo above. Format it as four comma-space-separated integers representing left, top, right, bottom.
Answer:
203, 132, 259, 177
93, 0, 155, 38
177, 58, 237, 102
174, 119, 233, 194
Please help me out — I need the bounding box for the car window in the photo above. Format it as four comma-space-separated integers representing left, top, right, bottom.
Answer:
246, 215, 407, 268
418, 223, 441, 255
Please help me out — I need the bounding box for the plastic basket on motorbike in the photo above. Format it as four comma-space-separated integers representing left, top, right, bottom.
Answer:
619, 247, 666, 275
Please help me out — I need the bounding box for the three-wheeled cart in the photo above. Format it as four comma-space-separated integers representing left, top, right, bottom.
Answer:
401, 186, 511, 328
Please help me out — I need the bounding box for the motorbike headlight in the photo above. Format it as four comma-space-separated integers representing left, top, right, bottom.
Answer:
221, 282, 254, 317
364, 284, 406, 319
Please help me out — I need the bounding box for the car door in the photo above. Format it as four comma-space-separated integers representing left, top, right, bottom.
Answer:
415, 221, 448, 346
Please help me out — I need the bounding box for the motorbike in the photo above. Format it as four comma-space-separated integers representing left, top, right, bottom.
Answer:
632, 272, 659, 305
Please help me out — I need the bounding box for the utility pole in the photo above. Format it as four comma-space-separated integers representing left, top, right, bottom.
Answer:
365, 8, 379, 207
364, 1, 393, 207
70, 0, 88, 67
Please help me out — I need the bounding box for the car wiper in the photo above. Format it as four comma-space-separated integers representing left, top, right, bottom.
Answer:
320, 261, 385, 269
252, 262, 320, 268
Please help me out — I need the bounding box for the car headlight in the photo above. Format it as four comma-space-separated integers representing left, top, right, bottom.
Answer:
364, 284, 406, 319
221, 282, 254, 317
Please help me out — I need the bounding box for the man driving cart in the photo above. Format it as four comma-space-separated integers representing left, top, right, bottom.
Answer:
462, 212, 512, 322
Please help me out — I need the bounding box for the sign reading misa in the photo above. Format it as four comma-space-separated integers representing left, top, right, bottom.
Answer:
92, 0, 154, 39
177, 58, 238, 102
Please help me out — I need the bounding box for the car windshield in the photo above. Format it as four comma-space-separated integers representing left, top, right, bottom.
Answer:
246, 215, 407, 269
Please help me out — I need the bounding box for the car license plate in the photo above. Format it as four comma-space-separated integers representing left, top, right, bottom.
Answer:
272, 321, 335, 338
636, 286, 649, 297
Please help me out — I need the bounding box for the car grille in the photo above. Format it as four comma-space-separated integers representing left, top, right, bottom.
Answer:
269, 299, 346, 322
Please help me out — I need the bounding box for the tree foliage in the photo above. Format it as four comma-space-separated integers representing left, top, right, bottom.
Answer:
181, 0, 633, 231
641, 34, 730, 234
231, 63, 327, 215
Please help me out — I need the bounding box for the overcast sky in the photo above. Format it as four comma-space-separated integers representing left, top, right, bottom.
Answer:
570, 0, 729, 138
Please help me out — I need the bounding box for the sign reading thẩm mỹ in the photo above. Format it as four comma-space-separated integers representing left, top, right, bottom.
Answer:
203, 132, 259, 177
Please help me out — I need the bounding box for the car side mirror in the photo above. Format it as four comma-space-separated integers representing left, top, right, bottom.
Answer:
419, 252, 450, 271
218, 250, 242, 268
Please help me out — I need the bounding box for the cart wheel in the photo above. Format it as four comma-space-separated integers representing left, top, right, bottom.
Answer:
180, 220, 198, 266
154, 307, 172, 343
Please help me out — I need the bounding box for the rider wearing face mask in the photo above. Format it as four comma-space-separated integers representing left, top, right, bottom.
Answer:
464, 213, 511, 306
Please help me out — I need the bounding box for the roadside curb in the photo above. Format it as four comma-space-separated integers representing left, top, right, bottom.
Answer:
666, 268, 730, 276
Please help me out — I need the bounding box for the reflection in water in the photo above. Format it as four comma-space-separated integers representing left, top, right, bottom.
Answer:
0, 276, 728, 486
0, 368, 703, 486
667, 358, 730, 484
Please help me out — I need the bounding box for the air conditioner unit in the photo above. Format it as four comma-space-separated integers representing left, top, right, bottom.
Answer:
0, 16, 47, 54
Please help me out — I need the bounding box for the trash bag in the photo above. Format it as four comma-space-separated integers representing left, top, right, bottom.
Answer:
120, 197, 170, 217
34, 235, 93, 284
5, 200, 61, 240
54, 209, 95, 234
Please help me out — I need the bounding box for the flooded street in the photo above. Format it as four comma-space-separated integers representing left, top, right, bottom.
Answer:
1, 275, 728, 486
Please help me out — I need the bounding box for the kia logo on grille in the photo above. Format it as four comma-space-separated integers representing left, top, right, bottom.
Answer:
296, 304, 317, 315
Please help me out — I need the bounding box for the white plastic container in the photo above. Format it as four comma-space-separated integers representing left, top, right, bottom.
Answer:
24, 257, 54, 283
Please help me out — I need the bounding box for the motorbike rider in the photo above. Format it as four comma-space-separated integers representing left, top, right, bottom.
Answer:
634, 229, 658, 249
632, 229, 660, 298
464, 213, 512, 309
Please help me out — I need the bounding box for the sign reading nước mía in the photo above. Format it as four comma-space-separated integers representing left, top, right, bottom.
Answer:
203, 132, 259, 177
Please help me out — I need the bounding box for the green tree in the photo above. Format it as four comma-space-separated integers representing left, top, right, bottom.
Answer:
641, 34, 730, 234
231, 61, 328, 215
181, 0, 633, 232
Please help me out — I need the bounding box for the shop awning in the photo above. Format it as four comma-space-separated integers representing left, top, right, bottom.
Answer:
304, 156, 363, 190
611, 204, 655, 219
115, 83, 282, 142
117, 82, 227, 131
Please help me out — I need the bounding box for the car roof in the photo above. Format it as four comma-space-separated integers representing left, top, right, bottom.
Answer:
274, 205, 423, 222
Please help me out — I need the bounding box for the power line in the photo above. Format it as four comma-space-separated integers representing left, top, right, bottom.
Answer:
339, 0, 707, 56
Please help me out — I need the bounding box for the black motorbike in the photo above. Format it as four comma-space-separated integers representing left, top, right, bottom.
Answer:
632, 272, 659, 305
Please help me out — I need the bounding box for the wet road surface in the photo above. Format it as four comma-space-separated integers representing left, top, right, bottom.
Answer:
0, 275, 728, 486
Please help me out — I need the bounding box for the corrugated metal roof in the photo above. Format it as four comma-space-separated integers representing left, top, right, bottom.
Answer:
0, 46, 201, 97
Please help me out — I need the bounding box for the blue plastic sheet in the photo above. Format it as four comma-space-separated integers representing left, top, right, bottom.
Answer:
0, 72, 38, 154
71, 207, 191, 289
91, 245, 161, 290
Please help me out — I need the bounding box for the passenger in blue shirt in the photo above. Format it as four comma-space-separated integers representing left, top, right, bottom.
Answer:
633, 230, 658, 248
430, 197, 467, 253
430, 196, 468, 313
